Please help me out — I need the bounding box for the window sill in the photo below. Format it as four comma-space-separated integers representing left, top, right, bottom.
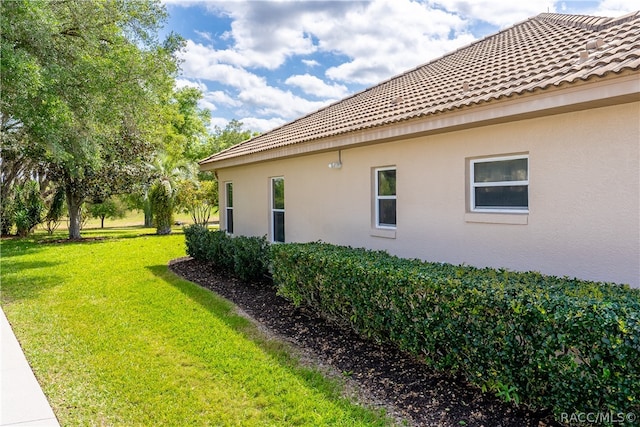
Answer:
370, 228, 397, 239
465, 212, 528, 225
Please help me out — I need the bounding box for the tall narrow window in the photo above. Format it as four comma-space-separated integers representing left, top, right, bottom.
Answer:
271, 177, 285, 242
471, 155, 529, 212
225, 182, 233, 234
375, 167, 396, 228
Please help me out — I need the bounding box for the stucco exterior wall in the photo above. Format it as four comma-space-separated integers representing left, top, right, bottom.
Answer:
217, 102, 640, 287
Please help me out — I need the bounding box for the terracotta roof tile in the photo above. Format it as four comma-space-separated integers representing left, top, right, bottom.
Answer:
201, 11, 640, 166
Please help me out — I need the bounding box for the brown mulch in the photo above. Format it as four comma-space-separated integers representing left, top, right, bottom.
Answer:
169, 257, 561, 427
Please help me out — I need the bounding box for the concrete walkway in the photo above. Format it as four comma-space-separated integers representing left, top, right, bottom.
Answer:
1, 307, 59, 426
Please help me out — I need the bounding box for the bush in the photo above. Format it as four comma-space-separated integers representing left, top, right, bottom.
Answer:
183, 224, 210, 260
232, 235, 269, 282
13, 180, 44, 236
150, 180, 174, 235
44, 187, 66, 235
270, 242, 640, 421
183, 226, 269, 282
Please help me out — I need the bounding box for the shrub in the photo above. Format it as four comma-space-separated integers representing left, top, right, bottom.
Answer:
13, 180, 44, 236
44, 187, 66, 235
232, 235, 270, 282
183, 226, 269, 282
1, 190, 16, 235
270, 242, 640, 421
150, 180, 174, 235
183, 224, 210, 260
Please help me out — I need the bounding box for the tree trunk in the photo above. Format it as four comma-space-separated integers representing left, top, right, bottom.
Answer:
143, 193, 153, 227
66, 190, 83, 239
100, 215, 105, 229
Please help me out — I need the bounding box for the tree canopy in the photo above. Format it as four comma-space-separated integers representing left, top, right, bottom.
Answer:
1, 0, 182, 238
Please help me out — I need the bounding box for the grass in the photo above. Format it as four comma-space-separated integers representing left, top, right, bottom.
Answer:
0, 226, 391, 426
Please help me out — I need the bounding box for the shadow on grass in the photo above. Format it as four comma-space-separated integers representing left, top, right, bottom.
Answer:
0, 259, 64, 303
0, 237, 47, 259
144, 263, 386, 423
145, 265, 260, 337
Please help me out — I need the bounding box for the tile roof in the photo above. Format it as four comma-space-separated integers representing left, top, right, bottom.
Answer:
200, 11, 640, 167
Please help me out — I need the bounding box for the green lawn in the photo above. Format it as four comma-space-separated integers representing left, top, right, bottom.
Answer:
0, 227, 391, 426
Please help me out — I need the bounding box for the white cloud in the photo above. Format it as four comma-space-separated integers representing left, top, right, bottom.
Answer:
285, 74, 349, 99
193, 30, 213, 42
308, 0, 477, 84
237, 85, 329, 119
205, 90, 242, 108
239, 117, 287, 133
208, 116, 231, 130
169, 0, 639, 135
429, 0, 555, 27
174, 78, 207, 91
590, 0, 640, 16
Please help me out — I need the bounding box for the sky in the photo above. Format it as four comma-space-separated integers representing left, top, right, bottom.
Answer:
160, 0, 638, 133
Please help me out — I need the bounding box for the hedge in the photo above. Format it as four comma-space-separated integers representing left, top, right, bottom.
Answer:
183, 225, 269, 282
270, 242, 640, 421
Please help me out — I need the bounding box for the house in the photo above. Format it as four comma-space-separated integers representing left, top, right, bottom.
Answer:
200, 12, 640, 287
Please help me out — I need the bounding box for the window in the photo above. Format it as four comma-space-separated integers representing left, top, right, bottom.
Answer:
225, 182, 233, 234
375, 167, 396, 228
271, 177, 285, 242
470, 155, 528, 213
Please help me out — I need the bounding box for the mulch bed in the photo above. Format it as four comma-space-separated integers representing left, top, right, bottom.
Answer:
169, 257, 561, 427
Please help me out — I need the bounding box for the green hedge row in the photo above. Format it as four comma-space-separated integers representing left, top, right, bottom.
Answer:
183, 225, 269, 282
270, 242, 640, 420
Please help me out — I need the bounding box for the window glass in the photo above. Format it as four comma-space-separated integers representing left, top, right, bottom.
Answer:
474, 186, 528, 208
273, 211, 285, 243
225, 182, 233, 234
471, 156, 528, 212
474, 158, 527, 183
271, 177, 285, 243
378, 199, 397, 226
377, 169, 396, 196
226, 182, 233, 208
375, 167, 396, 228
272, 178, 285, 210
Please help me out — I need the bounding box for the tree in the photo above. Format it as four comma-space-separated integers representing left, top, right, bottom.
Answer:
162, 87, 211, 162
175, 179, 217, 226
1, 0, 182, 239
87, 197, 126, 229
204, 119, 255, 159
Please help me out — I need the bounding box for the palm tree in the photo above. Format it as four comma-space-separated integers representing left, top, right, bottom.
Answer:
146, 151, 196, 233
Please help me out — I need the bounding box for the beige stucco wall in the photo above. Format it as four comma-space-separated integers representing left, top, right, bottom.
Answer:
217, 101, 640, 287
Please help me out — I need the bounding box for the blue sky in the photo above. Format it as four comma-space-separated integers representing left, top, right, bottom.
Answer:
160, 0, 638, 133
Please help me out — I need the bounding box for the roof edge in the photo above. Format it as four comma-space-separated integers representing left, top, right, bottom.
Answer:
536, 10, 640, 31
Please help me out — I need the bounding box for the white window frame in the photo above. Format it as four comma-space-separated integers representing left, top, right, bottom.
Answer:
224, 181, 233, 234
270, 177, 285, 243
470, 154, 529, 213
375, 167, 397, 229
